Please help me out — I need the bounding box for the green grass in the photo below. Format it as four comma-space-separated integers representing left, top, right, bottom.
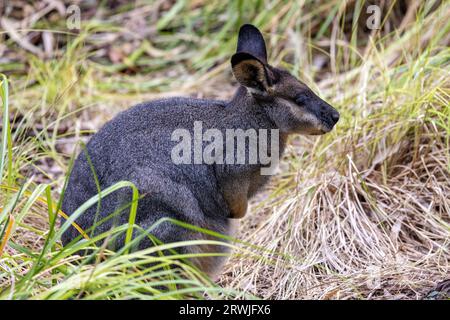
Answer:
1, 0, 449, 299
1, 74, 257, 299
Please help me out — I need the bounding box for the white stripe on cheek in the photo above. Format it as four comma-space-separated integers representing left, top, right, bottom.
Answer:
277, 97, 322, 128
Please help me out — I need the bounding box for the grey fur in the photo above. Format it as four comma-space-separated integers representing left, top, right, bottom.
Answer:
61, 24, 339, 277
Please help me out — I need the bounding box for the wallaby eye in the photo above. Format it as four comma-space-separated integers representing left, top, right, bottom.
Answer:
295, 94, 308, 106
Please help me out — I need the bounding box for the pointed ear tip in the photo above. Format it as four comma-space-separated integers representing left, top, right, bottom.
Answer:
239, 24, 262, 34
240, 23, 257, 29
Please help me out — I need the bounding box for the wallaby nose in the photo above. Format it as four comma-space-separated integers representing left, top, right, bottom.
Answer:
331, 110, 340, 124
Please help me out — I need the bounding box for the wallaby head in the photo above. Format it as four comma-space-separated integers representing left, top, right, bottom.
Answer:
231, 24, 340, 135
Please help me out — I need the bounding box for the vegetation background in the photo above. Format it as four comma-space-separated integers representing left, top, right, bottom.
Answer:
0, 0, 449, 299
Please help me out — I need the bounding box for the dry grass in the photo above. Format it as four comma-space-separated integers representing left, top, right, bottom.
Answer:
222, 127, 450, 298
0, 0, 449, 299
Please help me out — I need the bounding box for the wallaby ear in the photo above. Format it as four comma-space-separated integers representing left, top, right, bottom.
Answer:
236, 24, 267, 63
231, 52, 272, 92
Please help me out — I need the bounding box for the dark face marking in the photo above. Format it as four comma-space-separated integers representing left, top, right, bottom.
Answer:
259, 67, 340, 135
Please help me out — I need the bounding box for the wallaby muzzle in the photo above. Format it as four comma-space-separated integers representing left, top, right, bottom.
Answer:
303, 93, 340, 134
316, 100, 340, 133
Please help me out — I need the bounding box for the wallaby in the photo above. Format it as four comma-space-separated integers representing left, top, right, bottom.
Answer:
61, 24, 339, 278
